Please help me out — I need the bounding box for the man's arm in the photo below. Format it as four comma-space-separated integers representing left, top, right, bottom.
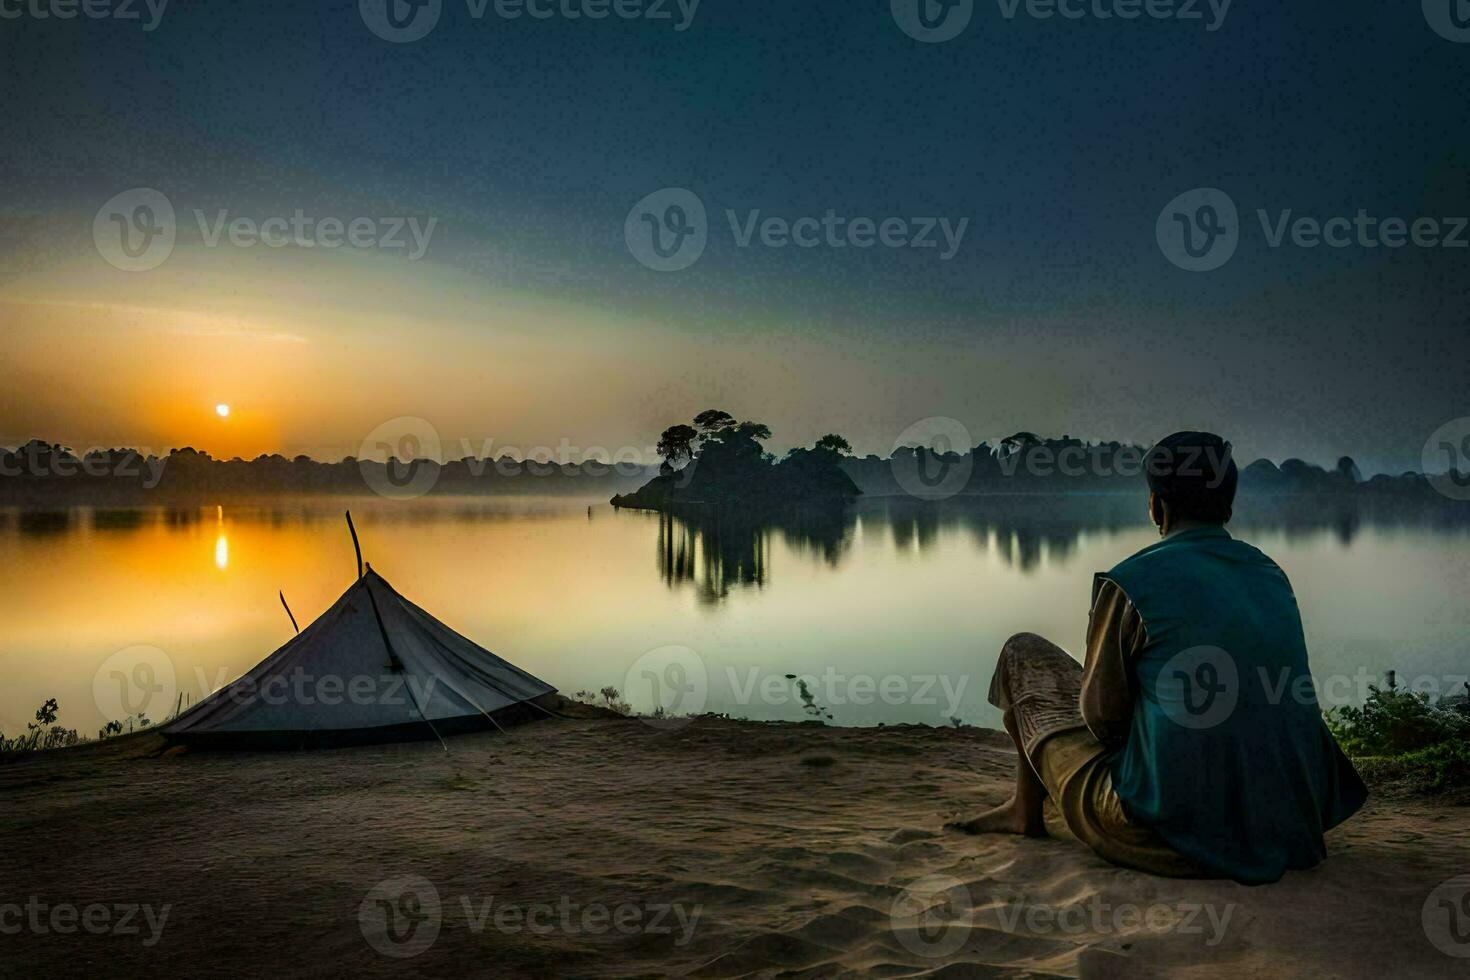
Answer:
1080, 576, 1146, 747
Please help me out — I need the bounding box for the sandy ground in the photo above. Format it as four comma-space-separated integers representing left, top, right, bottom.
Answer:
2, 715, 1467, 979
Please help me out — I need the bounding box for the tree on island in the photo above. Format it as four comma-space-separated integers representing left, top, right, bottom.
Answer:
613, 411, 860, 511
656, 424, 699, 474
693, 409, 737, 435
813, 434, 852, 456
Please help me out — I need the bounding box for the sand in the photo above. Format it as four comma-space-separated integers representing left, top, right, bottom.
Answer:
2, 714, 1467, 978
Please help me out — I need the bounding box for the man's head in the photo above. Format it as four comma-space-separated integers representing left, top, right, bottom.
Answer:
1144, 431, 1238, 533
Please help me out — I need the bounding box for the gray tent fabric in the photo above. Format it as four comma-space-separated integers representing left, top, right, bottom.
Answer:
163, 569, 555, 747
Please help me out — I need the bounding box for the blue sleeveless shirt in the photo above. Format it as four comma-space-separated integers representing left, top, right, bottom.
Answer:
1102, 526, 1366, 884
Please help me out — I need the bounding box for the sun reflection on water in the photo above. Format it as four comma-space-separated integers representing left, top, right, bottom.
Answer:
214, 505, 228, 569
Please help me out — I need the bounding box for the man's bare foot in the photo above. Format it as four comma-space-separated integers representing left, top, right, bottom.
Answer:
945, 800, 1047, 838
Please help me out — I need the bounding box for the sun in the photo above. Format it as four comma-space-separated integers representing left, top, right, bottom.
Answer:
215, 403, 231, 418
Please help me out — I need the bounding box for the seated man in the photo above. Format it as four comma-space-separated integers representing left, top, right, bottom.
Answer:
948, 431, 1367, 885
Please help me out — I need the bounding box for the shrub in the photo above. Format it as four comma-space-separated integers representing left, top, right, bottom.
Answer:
572, 687, 631, 716
1324, 681, 1470, 756
1325, 677, 1470, 794
1, 698, 83, 754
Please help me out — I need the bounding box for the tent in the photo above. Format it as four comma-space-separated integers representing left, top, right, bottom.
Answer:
163, 531, 556, 749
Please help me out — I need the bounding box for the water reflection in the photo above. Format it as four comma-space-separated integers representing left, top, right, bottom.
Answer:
657, 509, 770, 603
2, 493, 1468, 733
649, 493, 1470, 597
91, 509, 149, 532
17, 510, 73, 536
214, 506, 228, 570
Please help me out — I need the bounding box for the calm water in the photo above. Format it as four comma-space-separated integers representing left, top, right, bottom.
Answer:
3, 494, 1469, 737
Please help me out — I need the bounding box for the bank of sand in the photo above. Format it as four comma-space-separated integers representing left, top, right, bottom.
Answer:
2, 713, 1467, 978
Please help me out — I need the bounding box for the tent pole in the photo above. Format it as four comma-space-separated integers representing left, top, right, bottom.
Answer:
346, 510, 364, 579
279, 591, 300, 634
362, 575, 447, 753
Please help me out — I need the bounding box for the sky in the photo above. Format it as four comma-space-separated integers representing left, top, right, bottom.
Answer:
1, 1, 1467, 474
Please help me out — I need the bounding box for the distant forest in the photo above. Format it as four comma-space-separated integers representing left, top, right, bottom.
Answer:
1, 432, 1464, 505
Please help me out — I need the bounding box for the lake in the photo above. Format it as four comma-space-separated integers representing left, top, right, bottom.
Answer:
3, 494, 1469, 738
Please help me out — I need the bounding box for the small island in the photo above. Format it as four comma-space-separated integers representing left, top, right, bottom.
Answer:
610, 410, 861, 513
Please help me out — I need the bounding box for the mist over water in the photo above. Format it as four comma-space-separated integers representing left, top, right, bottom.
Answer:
3, 494, 1467, 736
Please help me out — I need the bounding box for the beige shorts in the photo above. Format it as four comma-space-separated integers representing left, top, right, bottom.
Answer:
989, 634, 1204, 878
